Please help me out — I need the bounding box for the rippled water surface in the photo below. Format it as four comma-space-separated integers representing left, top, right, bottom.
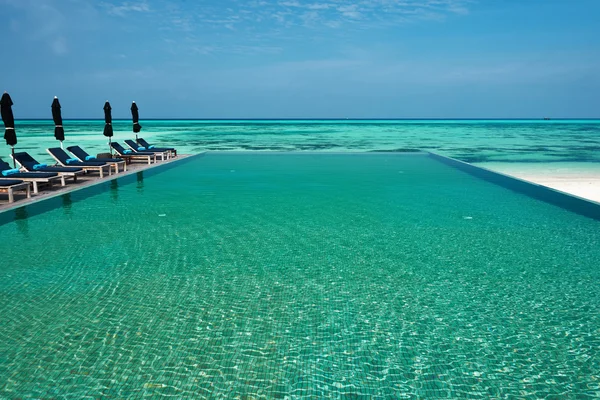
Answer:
6, 119, 600, 165
1, 153, 599, 398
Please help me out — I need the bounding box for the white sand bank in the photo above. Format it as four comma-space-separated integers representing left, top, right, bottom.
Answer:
477, 162, 600, 203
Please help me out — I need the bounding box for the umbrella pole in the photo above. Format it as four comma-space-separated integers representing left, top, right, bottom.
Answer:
60, 141, 64, 149
11, 146, 15, 168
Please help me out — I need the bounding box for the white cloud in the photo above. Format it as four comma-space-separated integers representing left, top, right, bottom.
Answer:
157, 0, 473, 35
248, 0, 474, 28
78, 0, 475, 57
101, 1, 151, 17
337, 5, 361, 19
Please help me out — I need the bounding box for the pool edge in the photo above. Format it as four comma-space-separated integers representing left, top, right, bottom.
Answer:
428, 151, 600, 221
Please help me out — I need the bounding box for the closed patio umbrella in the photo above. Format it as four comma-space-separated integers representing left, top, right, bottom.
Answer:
52, 96, 65, 148
103, 101, 113, 153
131, 101, 142, 142
1, 92, 17, 167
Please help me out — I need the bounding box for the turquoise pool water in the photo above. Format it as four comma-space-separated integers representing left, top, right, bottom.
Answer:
1, 153, 599, 398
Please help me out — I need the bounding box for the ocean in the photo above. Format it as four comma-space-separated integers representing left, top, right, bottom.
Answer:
6, 119, 600, 167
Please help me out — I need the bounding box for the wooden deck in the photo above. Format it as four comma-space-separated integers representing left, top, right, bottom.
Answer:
0, 154, 194, 213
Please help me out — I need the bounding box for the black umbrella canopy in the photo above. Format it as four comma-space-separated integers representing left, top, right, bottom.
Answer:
1, 92, 16, 147
52, 96, 65, 142
103, 101, 113, 138
103, 101, 112, 124
131, 101, 142, 134
103, 123, 113, 138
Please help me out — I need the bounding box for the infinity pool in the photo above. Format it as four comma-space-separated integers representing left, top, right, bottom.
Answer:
0, 153, 599, 398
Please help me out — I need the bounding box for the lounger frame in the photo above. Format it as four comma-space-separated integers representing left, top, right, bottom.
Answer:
66, 146, 127, 173
110, 143, 157, 165
124, 140, 170, 161
0, 180, 31, 203
11, 153, 84, 184
137, 138, 177, 157
46, 149, 112, 178
0, 163, 66, 195
16, 175, 66, 194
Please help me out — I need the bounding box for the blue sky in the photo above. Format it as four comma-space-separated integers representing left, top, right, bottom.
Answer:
1, 0, 599, 118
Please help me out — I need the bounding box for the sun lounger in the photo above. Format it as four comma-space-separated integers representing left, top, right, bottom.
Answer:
110, 142, 156, 165
124, 140, 169, 161
0, 159, 65, 193
47, 147, 112, 178
11, 152, 84, 182
136, 138, 177, 157
0, 178, 31, 203
66, 145, 127, 173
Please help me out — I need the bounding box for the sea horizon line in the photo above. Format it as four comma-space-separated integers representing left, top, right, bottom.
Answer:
11, 117, 600, 122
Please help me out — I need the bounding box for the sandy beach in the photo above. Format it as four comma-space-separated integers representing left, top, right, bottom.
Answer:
479, 162, 600, 204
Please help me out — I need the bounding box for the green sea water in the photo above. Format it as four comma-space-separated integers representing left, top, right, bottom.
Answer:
6, 119, 600, 166
1, 153, 599, 398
